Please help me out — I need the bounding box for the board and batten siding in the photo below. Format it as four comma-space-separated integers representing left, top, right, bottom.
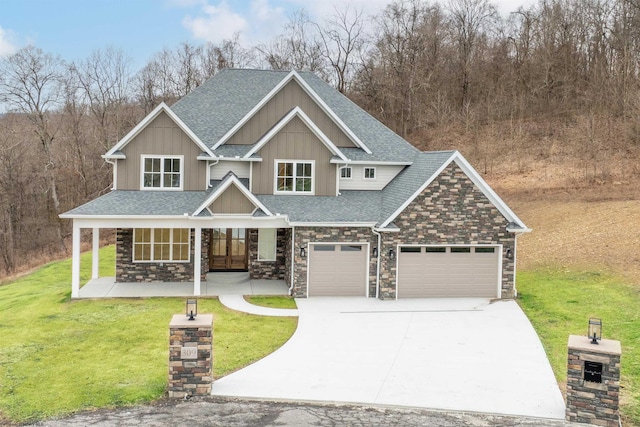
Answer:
252, 116, 336, 196
339, 165, 405, 190
116, 111, 207, 191
209, 185, 256, 214
226, 79, 356, 148
209, 161, 250, 180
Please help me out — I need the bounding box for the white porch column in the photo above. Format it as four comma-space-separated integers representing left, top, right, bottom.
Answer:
193, 226, 202, 296
92, 228, 100, 279
71, 223, 81, 298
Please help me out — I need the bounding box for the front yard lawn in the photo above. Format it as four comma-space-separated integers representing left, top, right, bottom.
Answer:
0, 246, 297, 424
517, 268, 640, 425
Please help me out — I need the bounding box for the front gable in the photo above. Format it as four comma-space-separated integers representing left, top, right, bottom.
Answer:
113, 110, 208, 191
250, 115, 337, 196
208, 184, 257, 215
221, 74, 359, 149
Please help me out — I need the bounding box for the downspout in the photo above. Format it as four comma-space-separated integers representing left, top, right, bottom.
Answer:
104, 158, 116, 190
512, 232, 525, 297
288, 226, 295, 295
371, 227, 381, 299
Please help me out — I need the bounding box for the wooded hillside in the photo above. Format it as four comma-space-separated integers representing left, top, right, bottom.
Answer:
1, 0, 639, 276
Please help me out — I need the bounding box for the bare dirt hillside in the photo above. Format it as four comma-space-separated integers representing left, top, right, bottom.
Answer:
489, 172, 640, 287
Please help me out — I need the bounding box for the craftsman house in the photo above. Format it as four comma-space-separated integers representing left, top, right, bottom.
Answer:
61, 69, 530, 299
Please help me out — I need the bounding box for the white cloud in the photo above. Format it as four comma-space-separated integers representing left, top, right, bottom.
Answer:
0, 25, 17, 57
182, 1, 248, 44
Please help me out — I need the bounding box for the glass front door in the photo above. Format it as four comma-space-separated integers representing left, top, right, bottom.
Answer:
209, 228, 247, 270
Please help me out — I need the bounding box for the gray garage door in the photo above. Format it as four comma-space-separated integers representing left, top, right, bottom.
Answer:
397, 246, 499, 298
308, 244, 367, 297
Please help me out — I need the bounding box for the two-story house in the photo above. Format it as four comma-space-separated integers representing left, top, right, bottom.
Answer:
61, 69, 530, 300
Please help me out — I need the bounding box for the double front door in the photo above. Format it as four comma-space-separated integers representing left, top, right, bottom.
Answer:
209, 228, 247, 270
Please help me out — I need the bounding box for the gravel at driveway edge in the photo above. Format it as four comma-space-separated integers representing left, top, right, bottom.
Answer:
25, 396, 571, 427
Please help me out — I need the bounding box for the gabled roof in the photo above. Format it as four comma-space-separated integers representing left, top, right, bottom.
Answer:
378, 151, 529, 231
244, 107, 348, 161
170, 69, 419, 163
194, 173, 272, 216
104, 102, 215, 159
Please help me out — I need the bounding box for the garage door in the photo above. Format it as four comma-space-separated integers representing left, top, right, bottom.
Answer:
397, 246, 499, 298
308, 244, 367, 296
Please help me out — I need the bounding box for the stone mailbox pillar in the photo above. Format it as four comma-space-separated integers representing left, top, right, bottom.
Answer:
169, 314, 213, 398
566, 335, 621, 426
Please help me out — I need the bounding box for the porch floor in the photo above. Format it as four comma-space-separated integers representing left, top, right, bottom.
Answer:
76, 272, 289, 298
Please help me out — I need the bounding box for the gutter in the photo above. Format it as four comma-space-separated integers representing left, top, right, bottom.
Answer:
289, 225, 295, 295
371, 227, 382, 299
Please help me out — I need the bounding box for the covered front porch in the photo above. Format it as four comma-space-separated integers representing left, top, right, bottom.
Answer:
76, 272, 289, 298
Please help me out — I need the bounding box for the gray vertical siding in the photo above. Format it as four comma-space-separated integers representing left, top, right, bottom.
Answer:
252, 116, 336, 196
209, 184, 256, 214
226, 80, 356, 148
117, 111, 207, 191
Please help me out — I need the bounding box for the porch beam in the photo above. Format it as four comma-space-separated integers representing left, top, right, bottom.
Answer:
71, 223, 81, 298
92, 228, 100, 279
193, 227, 202, 296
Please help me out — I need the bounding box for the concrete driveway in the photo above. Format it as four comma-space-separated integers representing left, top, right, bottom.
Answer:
211, 297, 566, 419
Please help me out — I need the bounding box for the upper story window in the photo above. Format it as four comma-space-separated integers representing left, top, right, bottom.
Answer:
340, 166, 352, 179
275, 160, 314, 194
364, 167, 376, 179
142, 155, 183, 190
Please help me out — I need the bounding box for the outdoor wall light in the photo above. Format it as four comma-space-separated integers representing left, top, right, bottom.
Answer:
506, 249, 513, 259
300, 246, 306, 258
388, 248, 395, 260
588, 317, 602, 344
186, 299, 197, 321
373, 247, 378, 257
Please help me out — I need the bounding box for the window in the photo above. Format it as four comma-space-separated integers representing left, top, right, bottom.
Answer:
142, 156, 183, 190
133, 228, 190, 262
275, 160, 313, 193
257, 229, 277, 261
401, 247, 421, 253
475, 247, 495, 253
340, 166, 352, 179
364, 167, 376, 179
450, 247, 471, 253
425, 247, 446, 253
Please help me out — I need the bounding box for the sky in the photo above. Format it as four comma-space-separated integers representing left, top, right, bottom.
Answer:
0, 0, 538, 68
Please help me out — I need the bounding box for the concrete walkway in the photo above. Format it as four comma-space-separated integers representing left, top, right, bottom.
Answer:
219, 295, 299, 317
212, 297, 566, 420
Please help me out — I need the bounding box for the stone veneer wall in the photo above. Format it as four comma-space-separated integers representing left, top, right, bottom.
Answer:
247, 228, 287, 280
116, 228, 209, 282
291, 227, 377, 297
378, 163, 516, 300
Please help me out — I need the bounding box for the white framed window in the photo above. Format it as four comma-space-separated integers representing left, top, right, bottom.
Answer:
141, 155, 184, 190
340, 166, 352, 179
364, 167, 376, 179
133, 228, 190, 262
274, 160, 314, 194
257, 228, 277, 261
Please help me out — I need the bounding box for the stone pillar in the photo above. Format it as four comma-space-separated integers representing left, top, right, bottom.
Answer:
566, 335, 621, 426
169, 314, 213, 398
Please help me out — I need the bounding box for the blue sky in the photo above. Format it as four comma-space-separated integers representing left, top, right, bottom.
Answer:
0, 0, 537, 68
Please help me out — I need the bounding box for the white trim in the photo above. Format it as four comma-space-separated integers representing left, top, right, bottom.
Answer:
288, 221, 377, 227
249, 162, 254, 193
92, 228, 99, 279
194, 174, 273, 216
71, 223, 81, 298
105, 102, 214, 158
307, 242, 370, 298
132, 228, 191, 263
212, 70, 371, 154
193, 227, 202, 296
210, 156, 263, 162
140, 155, 184, 191
330, 159, 413, 166
340, 166, 352, 179
244, 107, 348, 161
379, 151, 529, 230
273, 159, 315, 195
363, 167, 376, 180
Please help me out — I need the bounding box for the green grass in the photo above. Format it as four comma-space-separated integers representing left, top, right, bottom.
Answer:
245, 295, 297, 309
517, 267, 640, 425
0, 246, 297, 423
